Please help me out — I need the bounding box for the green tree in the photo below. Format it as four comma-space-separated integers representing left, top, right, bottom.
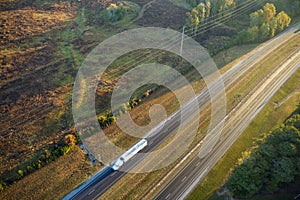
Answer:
259, 22, 271, 41
278, 142, 297, 157
26, 165, 35, 173
60, 146, 71, 155
211, 0, 235, 14
228, 158, 265, 197
98, 115, 108, 127
270, 157, 296, 186
106, 3, 126, 22
285, 114, 300, 129
250, 9, 264, 27
256, 143, 277, 161
228, 109, 300, 197
269, 18, 278, 37
247, 26, 259, 42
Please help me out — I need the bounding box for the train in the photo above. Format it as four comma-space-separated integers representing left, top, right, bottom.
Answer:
111, 139, 148, 171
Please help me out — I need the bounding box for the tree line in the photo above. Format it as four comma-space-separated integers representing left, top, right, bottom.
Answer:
185, 1, 292, 49
227, 104, 300, 197
236, 3, 291, 44
186, 0, 236, 34
0, 134, 77, 191
97, 86, 159, 128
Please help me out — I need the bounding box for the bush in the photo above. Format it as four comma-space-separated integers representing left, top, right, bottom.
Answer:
106, 3, 126, 22
228, 106, 300, 197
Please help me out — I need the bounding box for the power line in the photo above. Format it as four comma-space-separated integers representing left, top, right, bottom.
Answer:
106, 0, 259, 78
1, 0, 260, 134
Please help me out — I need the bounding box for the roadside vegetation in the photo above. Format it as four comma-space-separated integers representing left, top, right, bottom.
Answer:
235, 3, 291, 44
0, 133, 78, 191
227, 108, 300, 198
188, 33, 300, 200
189, 65, 300, 200
184, 0, 300, 54
103, 30, 300, 200
0, 146, 100, 200
1, 0, 300, 198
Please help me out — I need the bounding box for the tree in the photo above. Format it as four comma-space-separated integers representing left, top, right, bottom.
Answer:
236, 29, 250, 44
259, 22, 270, 41
285, 114, 300, 129
250, 9, 264, 27
263, 3, 276, 23
227, 158, 265, 197
98, 115, 108, 127
228, 108, 300, 197
269, 18, 278, 38
277, 142, 297, 157
196, 2, 206, 23
205, 1, 211, 18
64, 134, 76, 147
106, 3, 126, 22
186, 9, 200, 34
276, 11, 291, 33
247, 26, 259, 42
211, 0, 235, 14
256, 143, 277, 161
270, 157, 296, 187
60, 146, 71, 155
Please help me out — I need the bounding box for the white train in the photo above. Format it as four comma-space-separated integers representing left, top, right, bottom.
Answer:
111, 139, 148, 171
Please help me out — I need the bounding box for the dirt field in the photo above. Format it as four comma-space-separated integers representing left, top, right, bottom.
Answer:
0, 146, 99, 200
0, 0, 257, 198
131, 0, 188, 30
0, 0, 79, 178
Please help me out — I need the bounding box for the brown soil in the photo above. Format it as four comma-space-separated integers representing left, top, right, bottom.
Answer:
0, 84, 73, 175
0, 0, 196, 197
131, 0, 188, 30
0, 3, 76, 45
0, 1, 78, 180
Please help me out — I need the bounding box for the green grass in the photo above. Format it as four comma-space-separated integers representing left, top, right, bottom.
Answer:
226, 35, 300, 111
188, 51, 300, 200
99, 34, 300, 199
212, 44, 258, 69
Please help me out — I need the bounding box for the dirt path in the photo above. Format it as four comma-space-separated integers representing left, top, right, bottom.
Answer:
276, 86, 300, 107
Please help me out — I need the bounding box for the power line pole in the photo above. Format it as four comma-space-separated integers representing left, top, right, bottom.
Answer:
180, 26, 186, 57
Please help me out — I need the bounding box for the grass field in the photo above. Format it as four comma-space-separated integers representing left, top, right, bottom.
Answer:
1, 0, 299, 198
187, 37, 300, 200
0, 146, 100, 200
100, 32, 300, 199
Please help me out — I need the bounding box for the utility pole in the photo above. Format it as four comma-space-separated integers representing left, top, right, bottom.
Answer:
180, 26, 186, 57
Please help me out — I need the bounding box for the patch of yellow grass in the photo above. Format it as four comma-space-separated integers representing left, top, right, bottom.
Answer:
0, 146, 99, 200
